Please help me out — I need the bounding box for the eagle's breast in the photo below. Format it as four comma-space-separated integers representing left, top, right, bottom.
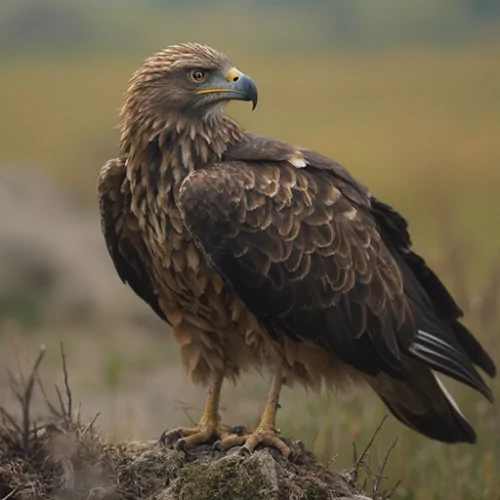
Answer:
124, 158, 269, 381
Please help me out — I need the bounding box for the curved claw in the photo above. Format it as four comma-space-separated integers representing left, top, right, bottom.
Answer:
159, 428, 184, 447
159, 431, 167, 446
159, 430, 175, 447
159, 423, 242, 451
175, 438, 188, 452
215, 428, 291, 457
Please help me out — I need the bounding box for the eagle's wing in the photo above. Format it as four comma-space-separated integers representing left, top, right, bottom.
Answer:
178, 155, 412, 379
179, 135, 492, 398
98, 158, 167, 322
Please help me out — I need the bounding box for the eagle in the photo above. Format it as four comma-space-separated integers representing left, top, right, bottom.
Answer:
98, 43, 495, 457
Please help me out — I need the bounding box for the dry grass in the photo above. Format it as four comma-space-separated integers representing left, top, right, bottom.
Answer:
1, 42, 500, 499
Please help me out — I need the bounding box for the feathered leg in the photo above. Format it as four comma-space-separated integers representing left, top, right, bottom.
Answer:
215, 363, 291, 457
161, 371, 236, 450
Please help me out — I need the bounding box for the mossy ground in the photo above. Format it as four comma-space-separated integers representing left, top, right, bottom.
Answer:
0, 417, 369, 500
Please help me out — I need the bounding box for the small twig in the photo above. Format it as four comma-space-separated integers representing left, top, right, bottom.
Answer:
172, 398, 205, 412
75, 402, 82, 426
348, 415, 389, 495
37, 378, 62, 418
55, 384, 66, 423
60, 343, 73, 423
354, 415, 388, 470
172, 398, 200, 427
0, 408, 21, 435
1, 346, 46, 455
181, 408, 197, 427
373, 437, 398, 497
17, 345, 46, 455
313, 453, 338, 480
7, 369, 23, 401
11, 338, 26, 390
384, 479, 402, 499
359, 478, 368, 494
1, 488, 18, 500
81, 413, 101, 438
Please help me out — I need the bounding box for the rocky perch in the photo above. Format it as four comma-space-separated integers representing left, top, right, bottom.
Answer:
0, 422, 373, 500
0, 349, 392, 500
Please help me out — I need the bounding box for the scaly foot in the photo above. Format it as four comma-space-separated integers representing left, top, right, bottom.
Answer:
161, 372, 234, 451
214, 424, 291, 457
160, 421, 247, 451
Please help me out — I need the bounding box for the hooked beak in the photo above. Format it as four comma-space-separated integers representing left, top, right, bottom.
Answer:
197, 67, 258, 110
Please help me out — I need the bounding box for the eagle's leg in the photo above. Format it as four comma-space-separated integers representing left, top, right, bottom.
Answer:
161, 371, 232, 450
215, 364, 291, 457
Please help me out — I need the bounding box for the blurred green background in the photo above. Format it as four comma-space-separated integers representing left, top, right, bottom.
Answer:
1, 1, 499, 498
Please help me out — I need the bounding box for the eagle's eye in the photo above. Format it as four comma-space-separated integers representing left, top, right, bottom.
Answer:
189, 69, 207, 83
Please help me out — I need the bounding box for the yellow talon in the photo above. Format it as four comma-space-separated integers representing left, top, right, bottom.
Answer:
215, 364, 290, 457
161, 365, 289, 457
161, 371, 226, 450
161, 421, 231, 450
215, 425, 291, 457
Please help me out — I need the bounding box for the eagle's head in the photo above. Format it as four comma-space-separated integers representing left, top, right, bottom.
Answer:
122, 43, 258, 132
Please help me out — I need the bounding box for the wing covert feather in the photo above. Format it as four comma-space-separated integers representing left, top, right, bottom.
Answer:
179, 161, 414, 378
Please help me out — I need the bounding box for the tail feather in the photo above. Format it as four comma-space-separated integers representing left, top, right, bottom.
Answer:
370, 198, 494, 442
400, 250, 496, 379
367, 359, 477, 444
409, 327, 493, 402
450, 320, 496, 378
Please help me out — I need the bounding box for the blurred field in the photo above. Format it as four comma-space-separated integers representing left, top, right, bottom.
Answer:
1, 6, 500, 499
2, 45, 500, 254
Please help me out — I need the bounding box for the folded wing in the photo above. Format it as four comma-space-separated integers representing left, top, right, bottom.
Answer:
179, 157, 417, 379
98, 158, 167, 322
